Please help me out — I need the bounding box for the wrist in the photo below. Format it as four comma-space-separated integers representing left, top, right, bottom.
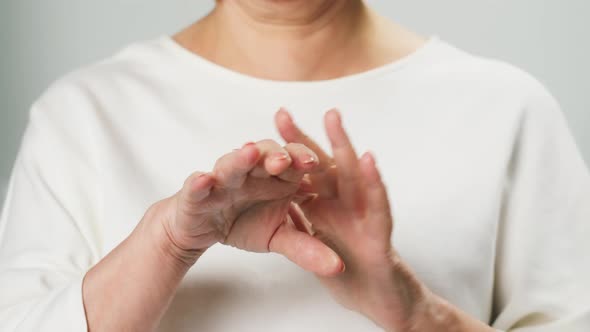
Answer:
403, 293, 463, 332
142, 199, 204, 269
371, 253, 466, 332
361, 251, 430, 331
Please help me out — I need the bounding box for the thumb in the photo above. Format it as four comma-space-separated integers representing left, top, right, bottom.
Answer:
269, 218, 344, 277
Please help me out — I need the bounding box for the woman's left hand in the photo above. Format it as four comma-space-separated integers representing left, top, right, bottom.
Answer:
276, 109, 431, 330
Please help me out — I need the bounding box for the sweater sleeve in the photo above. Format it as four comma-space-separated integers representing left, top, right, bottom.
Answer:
0, 83, 101, 331
491, 79, 590, 331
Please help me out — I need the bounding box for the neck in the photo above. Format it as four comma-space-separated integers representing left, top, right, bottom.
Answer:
174, 0, 425, 81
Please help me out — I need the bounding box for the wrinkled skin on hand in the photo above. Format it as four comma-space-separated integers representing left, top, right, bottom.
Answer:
157, 139, 344, 276
276, 109, 426, 328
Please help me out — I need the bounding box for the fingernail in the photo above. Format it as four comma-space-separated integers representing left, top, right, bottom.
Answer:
271, 152, 289, 160
302, 155, 316, 165
242, 142, 255, 149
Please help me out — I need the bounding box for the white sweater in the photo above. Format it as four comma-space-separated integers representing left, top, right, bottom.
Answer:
1, 35, 589, 332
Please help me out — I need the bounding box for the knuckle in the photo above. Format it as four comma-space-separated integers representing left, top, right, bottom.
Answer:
184, 171, 205, 186
213, 151, 233, 169
179, 191, 206, 217
285, 142, 306, 152
339, 171, 360, 184
182, 172, 205, 195
259, 139, 282, 151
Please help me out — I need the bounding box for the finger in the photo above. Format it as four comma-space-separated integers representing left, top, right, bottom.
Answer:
276, 109, 338, 197
277, 143, 319, 183
213, 142, 261, 188
293, 192, 318, 206
180, 171, 216, 208
269, 220, 344, 277
359, 151, 392, 221
299, 174, 314, 193
275, 108, 333, 171
249, 139, 293, 178
324, 109, 364, 209
288, 202, 315, 236
292, 175, 319, 205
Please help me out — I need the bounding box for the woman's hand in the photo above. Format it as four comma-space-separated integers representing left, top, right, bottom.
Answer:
156, 139, 343, 276
275, 109, 424, 329
83, 139, 345, 332
276, 109, 497, 331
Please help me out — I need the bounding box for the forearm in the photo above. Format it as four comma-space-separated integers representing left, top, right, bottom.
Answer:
367, 255, 495, 332
82, 199, 201, 332
402, 293, 495, 332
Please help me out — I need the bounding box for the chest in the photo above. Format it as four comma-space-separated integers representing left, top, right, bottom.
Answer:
98, 97, 515, 327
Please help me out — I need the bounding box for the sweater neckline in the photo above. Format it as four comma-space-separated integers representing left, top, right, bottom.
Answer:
157, 33, 442, 89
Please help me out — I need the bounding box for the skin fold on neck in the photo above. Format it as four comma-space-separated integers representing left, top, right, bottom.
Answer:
174, 0, 428, 81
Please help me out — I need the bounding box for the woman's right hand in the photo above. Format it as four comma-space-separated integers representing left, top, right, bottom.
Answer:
83, 139, 343, 331
150, 139, 344, 276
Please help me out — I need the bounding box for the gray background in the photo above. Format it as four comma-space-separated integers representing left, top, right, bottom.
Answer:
1, 1, 589, 207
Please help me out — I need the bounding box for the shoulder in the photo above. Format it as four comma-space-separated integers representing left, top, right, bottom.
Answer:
424, 39, 560, 113
23, 37, 175, 159
32, 36, 174, 121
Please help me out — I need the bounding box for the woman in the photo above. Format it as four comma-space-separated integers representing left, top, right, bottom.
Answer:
1, 0, 588, 331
